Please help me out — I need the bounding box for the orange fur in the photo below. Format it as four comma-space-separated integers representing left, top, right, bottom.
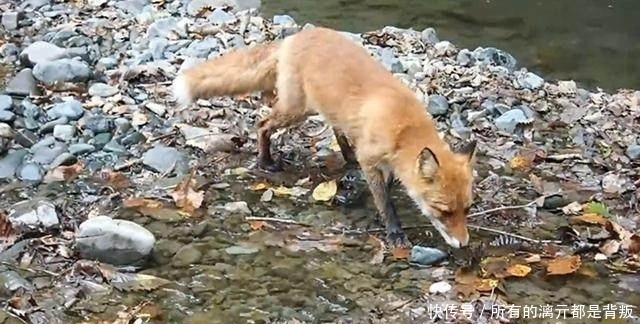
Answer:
172, 27, 476, 248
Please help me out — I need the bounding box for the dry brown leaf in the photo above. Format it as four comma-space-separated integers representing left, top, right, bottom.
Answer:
368, 235, 386, 265
170, 171, 204, 215
569, 213, 608, 226
505, 264, 532, 277
561, 201, 583, 215
546, 255, 582, 275
248, 220, 267, 231
123, 197, 163, 209
0, 211, 17, 251
43, 161, 84, 183
391, 246, 410, 260
474, 278, 499, 292
604, 220, 640, 253
109, 272, 172, 292
599, 239, 621, 257
95, 169, 131, 189
524, 254, 541, 263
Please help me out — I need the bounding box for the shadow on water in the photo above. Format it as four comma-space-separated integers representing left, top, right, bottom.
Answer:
261, 0, 640, 92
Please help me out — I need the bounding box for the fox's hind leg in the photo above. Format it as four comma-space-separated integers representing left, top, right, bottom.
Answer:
256, 78, 306, 172
333, 128, 358, 167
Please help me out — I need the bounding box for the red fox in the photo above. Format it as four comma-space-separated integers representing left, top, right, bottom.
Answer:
172, 26, 476, 249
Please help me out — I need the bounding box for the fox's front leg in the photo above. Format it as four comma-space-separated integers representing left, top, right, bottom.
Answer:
361, 165, 411, 248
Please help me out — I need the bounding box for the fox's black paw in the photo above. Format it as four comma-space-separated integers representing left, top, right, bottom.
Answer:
386, 230, 412, 249
259, 160, 284, 172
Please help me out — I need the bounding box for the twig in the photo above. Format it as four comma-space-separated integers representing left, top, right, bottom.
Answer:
113, 158, 143, 171
0, 261, 60, 277
467, 201, 536, 219
148, 130, 178, 143
468, 225, 562, 244
244, 216, 310, 226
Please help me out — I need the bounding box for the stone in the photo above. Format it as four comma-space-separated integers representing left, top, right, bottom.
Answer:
208, 8, 235, 24
114, 118, 131, 134
0, 95, 12, 111
0, 123, 13, 138
379, 48, 403, 73
49, 152, 77, 168
85, 116, 114, 133
19, 41, 68, 66
456, 48, 474, 66
148, 37, 168, 60
75, 215, 156, 266
428, 281, 452, 294
186, 0, 260, 16
88, 83, 118, 97
434, 41, 456, 56
39, 117, 68, 134
103, 141, 128, 155
0, 150, 27, 179
0, 110, 15, 122
32, 141, 67, 165
1, 12, 21, 30
625, 144, 640, 161
33, 58, 92, 84
225, 245, 259, 255
420, 27, 439, 45
69, 143, 96, 155
142, 145, 185, 174
17, 163, 43, 182
52, 124, 75, 142
494, 109, 527, 133
13, 129, 38, 148
171, 244, 202, 267
409, 246, 448, 265
427, 94, 449, 116
516, 71, 545, 90
8, 200, 59, 231
221, 201, 251, 214
4, 69, 40, 97
47, 99, 84, 120
472, 47, 517, 71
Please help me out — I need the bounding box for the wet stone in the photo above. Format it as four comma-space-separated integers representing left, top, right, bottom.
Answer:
0, 149, 27, 178
75, 215, 156, 266
427, 94, 450, 116
47, 99, 84, 120
68, 143, 95, 155
88, 82, 118, 97
410, 246, 448, 265
171, 244, 203, 268
494, 109, 528, 133
85, 116, 114, 133
8, 200, 59, 232
142, 145, 186, 174
52, 124, 75, 141
625, 144, 640, 161
0, 95, 12, 111
0, 110, 15, 122
17, 163, 43, 183
4, 69, 40, 97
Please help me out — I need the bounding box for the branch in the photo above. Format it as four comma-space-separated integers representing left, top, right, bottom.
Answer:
244, 216, 311, 226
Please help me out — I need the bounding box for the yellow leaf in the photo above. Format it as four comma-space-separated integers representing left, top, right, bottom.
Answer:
248, 220, 267, 231
391, 246, 410, 260
249, 182, 269, 191
312, 180, 338, 202
506, 264, 532, 277
474, 278, 499, 292
546, 255, 581, 275
170, 171, 204, 215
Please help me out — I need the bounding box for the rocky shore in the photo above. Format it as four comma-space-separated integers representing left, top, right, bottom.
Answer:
1, 0, 639, 323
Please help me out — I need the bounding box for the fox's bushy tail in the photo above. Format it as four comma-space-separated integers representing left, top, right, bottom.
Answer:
172, 41, 281, 106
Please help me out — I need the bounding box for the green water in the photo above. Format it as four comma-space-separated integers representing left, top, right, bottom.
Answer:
261, 0, 640, 92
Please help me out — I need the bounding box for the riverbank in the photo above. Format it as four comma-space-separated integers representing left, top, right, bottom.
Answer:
0, 1, 639, 323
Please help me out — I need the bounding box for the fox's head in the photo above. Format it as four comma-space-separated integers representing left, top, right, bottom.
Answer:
405, 140, 476, 248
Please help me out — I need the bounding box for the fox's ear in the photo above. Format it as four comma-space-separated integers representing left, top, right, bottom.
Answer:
454, 140, 477, 162
417, 147, 440, 179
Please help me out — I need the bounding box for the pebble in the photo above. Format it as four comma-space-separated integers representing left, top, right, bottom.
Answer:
420, 27, 439, 45
0, 110, 15, 122
494, 109, 528, 133
171, 244, 202, 267
32, 141, 67, 165
52, 124, 75, 141
47, 99, 84, 120
0, 123, 13, 138
88, 83, 118, 97
434, 41, 456, 56
114, 117, 131, 134
103, 140, 128, 155
409, 246, 448, 265
49, 152, 77, 168
517, 71, 545, 90
428, 281, 452, 294
4, 68, 40, 97
456, 48, 473, 66
8, 200, 59, 231
221, 201, 251, 214
85, 116, 114, 133
0, 149, 27, 178
142, 145, 186, 174
473, 47, 517, 71
208, 8, 235, 24
33, 58, 92, 84
13, 129, 39, 148
40, 117, 68, 134
225, 245, 259, 255
427, 94, 449, 116
91, 133, 112, 148
75, 215, 156, 266
1, 12, 21, 30
625, 144, 640, 161
17, 163, 44, 182
20, 41, 68, 66
69, 143, 96, 155
0, 95, 12, 111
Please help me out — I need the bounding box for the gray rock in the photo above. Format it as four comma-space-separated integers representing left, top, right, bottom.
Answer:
17, 163, 43, 183
91, 133, 112, 148
146, 17, 181, 39
4, 69, 40, 97
434, 41, 456, 56
97, 57, 118, 69
33, 58, 91, 84
181, 38, 220, 58
120, 131, 145, 146
208, 8, 235, 24
399, 57, 422, 77
494, 109, 527, 133
85, 116, 113, 133
625, 144, 640, 161
0, 110, 15, 122
186, 0, 260, 16
39, 116, 68, 134
0, 123, 13, 138
420, 27, 439, 45
19, 41, 67, 66
409, 246, 448, 265
1, 12, 21, 30
456, 49, 474, 66
8, 199, 60, 231
273, 14, 296, 26
472, 47, 517, 71
221, 201, 251, 214
171, 244, 202, 267
225, 245, 259, 255
49, 152, 77, 168
103, 140, 128, 155
32, 141, 67, 165
13, 129, 38, 148
88, 83, 118, 97
52, 124, 75, 142
0, 149, 27, 179
20, 0, 50, 10
516, 71, 545, 90
148, 37, 168, 60
114, 118, 131, 134
75, 215, 156, 266
0, 43, 19, 59
379, 48, 403, 73
0, 96, 12, 111
427, 94, 449, 116
142, 145, 185, 174
69, 143, 95, 155
47, 99, 84, 120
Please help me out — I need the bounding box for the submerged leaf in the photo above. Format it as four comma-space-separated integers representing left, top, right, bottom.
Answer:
546, 255, 581, 275
109, 272, 171, 292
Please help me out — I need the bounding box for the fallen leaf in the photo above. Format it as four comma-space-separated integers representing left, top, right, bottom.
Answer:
284, 236, 343, 253
546, 255, 581, 275
131, 110, 148, 126
248, 220, 267, 231
95, 169, 131, 189
312, 180, 338, 202
604, 220, 640, 253
272, 186, 310, 197
391, 246, 410, 260
509, 152, 535, 170
561, 201, 583, 215
109, 272, 171, 292
176, 123, 246, 153
599, 239, 621, 257
524, 254, 541, 263
368, 236, 386, 265
505, 264, 532, 277
249, 182, 269, 191
569, 213, 608, 226
170, 170, 204, 215
123, 197, 163, 209
43, 161, 84, 183
474, 278, 499, 292
0, 211, 17, 251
